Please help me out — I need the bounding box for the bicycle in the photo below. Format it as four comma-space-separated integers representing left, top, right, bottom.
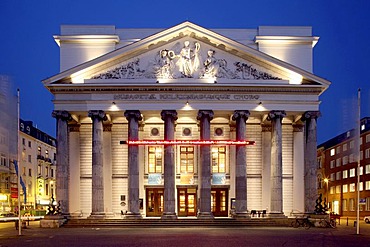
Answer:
291, 217, 314, 229
318, 218, 336, 228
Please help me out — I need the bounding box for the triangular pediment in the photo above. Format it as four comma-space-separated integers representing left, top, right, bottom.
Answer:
43, 21, 330, 90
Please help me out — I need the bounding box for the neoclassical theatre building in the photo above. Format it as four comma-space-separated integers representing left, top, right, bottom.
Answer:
43, 22, 330, 219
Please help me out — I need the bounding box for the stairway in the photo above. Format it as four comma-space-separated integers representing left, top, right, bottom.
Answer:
63, 218, 289, 228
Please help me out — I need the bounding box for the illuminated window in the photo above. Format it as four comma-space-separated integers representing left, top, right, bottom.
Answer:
349, 183, 355, 192
211, 146, 226, 173
343, 184, 348, 193
37, 146, 41, 156
366, 149, 370, 159
359, 166, 363, 175
45, 150, 49, 159
359, 182, 363, 191
330, 186, 335, 194
366, 181, 370, 190
335, 185, 341, 194
330, 149, 335, 156
148, 146, 163, 173
180, 146, 194, 173
343, 170, 348, 179
367, 164, 370, 174
349, 168, 355, 177
342, 199, 347, 211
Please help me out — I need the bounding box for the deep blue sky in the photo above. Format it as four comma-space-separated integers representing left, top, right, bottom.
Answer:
1, 0, 369, 144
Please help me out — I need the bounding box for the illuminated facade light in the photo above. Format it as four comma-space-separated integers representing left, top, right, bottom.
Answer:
120, 140, 255, 145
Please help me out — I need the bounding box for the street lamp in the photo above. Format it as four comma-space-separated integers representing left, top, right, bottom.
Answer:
323, 178, 329, 212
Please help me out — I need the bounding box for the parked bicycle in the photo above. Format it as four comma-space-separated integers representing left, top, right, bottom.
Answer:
318, 218, 336, 228
291, 216, 314, 229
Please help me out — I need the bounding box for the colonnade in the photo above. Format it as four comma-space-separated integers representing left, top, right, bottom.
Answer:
52, 109, 320, 218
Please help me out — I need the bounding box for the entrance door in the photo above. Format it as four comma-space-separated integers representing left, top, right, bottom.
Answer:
211, 188, 228, 217
146, 188, 163, 217
177, 188, 197, 217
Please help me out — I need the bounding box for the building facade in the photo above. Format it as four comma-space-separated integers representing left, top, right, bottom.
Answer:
43, 22, 330, 219
17, 120, 57, 212
317, 117, 370, 217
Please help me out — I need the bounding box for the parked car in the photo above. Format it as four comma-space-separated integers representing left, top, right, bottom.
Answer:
0, 212, 16, 217
364, 216, 370, 223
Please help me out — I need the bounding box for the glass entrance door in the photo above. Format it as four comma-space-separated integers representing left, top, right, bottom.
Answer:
177, 188, 197, 217
211, 188, 228, 217
146, 188, 163, 217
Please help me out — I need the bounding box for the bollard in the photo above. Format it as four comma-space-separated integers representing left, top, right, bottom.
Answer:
346, 217, 349, 226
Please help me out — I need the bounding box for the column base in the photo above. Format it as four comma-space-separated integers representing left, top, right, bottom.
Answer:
233, 211, 251, 219
161, 212, 177, 220
124, 212, 142, 219
267, 212, 287, 218
197, 212, 214, 220
88, 212, 115, 219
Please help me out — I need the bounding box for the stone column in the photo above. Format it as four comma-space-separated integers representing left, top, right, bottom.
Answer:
52, 110, 71, 216
261, 124, 271, 212
197, 110, 214, 219
88, 110, 107, 218
292, 123, 305, 213
268, 110, 286, 217
302, 111, 321, 213
161, 110, 178, 219
124, 110, 142, 219
232, 110, 250, 218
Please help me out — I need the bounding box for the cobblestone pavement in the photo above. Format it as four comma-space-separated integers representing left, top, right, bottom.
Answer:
0, 219, 369, 247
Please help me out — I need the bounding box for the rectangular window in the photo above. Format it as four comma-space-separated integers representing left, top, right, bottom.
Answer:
336, 172, 341, 181
211, 146, 226, 173
51, 169, 54, 178
45, 167, 49, 177
349, 154, 355, 163
330, 160, 335, 169
330, 149, 335, 156
343, 184, 348, 193
330, 186, 335, 194
359, 182, 363, 191
335, 185, 341, 194
180, 146, 194, 173
336, 158, 341, 167
350, 183, 356, 192
366, 164, 370, 174
366, 149, 370, 159
359, 166, 363, 176
361, 151, 363, 160
37, 146, 41, 156
330, 173, 335, 181
342, 199, 347, 211
38, 164, 41, 176
336, 146, 341, 154
350, 141, 354, 149
366, 134, 370, 143
22, 138, 25, 145
28, 155, 31, 163
343, 156, 348, 165
45, 150, 49, 159
343, 170, 348, 179
349, 198, 355, 211
350, 168, 356, 177
28, 168, 32, 177
28, 141, 31, 148
366, 197, 370, 211
343, 143, 348, 151
46, 184, 49, 196
366, 181, 370, 190
148, 146, 163, 173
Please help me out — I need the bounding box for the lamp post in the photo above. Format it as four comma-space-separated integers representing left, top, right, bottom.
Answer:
324, 178, 329, 212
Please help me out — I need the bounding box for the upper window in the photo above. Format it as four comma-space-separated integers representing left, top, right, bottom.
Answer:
330, 149, 335, 156
211, 146, 226, 173
148, 146, 163, 173
343, 143, 348, 151
180, 146, 194, 173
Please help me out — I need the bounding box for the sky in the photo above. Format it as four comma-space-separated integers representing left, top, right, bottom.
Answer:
1, 0, 370, 144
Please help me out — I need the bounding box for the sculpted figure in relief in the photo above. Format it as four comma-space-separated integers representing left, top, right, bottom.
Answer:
175, 41, 201, 78
155, 49, 175, 79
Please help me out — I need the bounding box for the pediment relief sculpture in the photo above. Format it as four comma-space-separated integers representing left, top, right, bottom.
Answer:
91, 40, 281, 81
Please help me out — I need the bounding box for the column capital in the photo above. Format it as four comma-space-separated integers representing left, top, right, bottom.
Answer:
124, 110, 142, 121
232, 110, 250, 121
52, 110, 71, 121
197, 110, 214, 121
267, 110, 286, 121
302, 111, 321, 121
88, 110, 107, 121
161, 110, 178, 121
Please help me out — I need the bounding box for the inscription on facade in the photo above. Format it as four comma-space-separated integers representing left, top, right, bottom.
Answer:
113, 93, 260, 101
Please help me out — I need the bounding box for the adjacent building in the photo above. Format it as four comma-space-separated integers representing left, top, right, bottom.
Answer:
317, 117, 370, 217
43, 22, 330, 219
18, 119, 57, 212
